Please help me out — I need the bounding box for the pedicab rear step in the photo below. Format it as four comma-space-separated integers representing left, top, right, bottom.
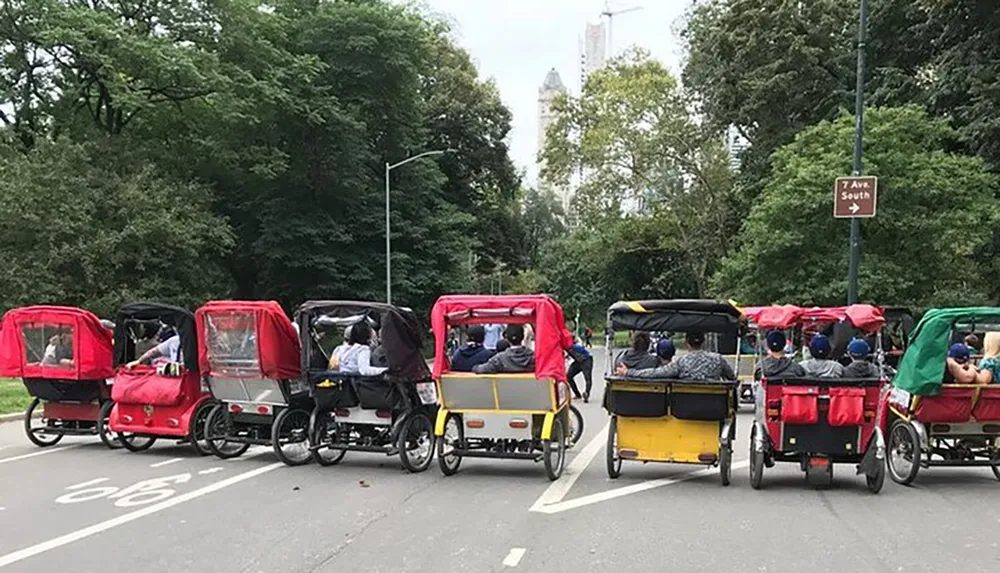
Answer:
310, 443, 398, 455
32, 427, 99, 437
450, 449, 543, 461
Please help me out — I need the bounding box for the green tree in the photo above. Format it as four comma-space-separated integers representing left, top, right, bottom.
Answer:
520, 188, 565, 268
714, 106, 999, 307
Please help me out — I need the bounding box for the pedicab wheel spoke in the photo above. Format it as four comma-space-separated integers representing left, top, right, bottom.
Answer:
437, 414, 463, 476
720, 442, 732, 487
310, 411, 346, 467
24, 398, 63, 448
866, 456, 886, 493
568, 405, 584, 446
118, 433, 156, 452
272, 407, 312, 466
98, 400, 122, 449
606, 415, 621, 479
543, 417, 566, 481
887, 420, 920, 486
188, 401, 215, 456
205, 404, 251, 460
749, 425, 764, 490
398, 412, 435, 473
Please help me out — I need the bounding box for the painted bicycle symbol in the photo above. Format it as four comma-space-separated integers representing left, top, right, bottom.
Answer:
56, 474, 193, 508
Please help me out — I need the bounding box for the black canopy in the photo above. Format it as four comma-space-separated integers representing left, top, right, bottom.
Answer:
113, 302, 199, 371
607, 299, 741, 335
294, 300, 430, 383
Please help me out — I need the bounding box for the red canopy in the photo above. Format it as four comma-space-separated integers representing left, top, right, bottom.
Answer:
195, 301, 300, 380
755, 305, 805, 330
754, 304, 885, 333
0, 306, 113, 380
431, 294, 574, 382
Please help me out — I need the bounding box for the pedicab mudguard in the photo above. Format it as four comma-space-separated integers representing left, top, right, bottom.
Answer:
857, 426, 885, 478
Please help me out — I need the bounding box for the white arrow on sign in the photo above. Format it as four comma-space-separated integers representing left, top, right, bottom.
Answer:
849, 203, 860, 214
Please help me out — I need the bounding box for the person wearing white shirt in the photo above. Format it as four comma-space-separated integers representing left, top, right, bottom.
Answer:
335, 321, 387, 377
127, 332, 181, 369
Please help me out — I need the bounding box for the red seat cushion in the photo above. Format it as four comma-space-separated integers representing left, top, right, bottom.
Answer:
112, 369, 184, 407
972, 387, 1000, 422
914, 387, 976, 424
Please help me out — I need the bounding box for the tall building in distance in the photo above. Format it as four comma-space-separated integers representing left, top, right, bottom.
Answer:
724, 125, 750, 170
579, 21, 607, 90
537, 68, 571, 213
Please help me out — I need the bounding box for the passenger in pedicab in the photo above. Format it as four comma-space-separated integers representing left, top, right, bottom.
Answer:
614, 331, 659, 370
125, 327, 181, 368
450, 324, 492, 372
842, 339, 881, 379
754, 330, 806, 379
626, 331, 735, 381
565, 337, 594, 402
799, 333, 843, 378
472, 324, 534, 374
942, 343, 991, 384
980, 333, 1000, 384
964, 334, 982, 355
495, 339, 510, 352
327, 324, 353, 369
41, 331, 74, 367
334, 320, 387, 376
615, 338, 676, 377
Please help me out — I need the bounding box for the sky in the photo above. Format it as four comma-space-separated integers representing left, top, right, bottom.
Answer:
420, 0, 692, 187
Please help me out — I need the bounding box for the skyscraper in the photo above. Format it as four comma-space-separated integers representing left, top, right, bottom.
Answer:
537, 68, 570, 212
724, 125, 750, 170
580, 21, 607, 90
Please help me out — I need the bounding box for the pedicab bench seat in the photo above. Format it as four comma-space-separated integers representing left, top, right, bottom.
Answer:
604, 376, 737, 421
310, 371, 404, 411
438, 373, 555, 412
908, 385, 1000, 424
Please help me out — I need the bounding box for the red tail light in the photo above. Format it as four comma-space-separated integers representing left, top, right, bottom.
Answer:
334, 408, 350, 417
229, 404, 243, 414
375, 410, 391, 419
809, 456, 830, 467
256, 405, 271, 415
619, 449, 638, 459
698, 452, 718, 463
466, 419, 485, 429
509, 419, 528, 429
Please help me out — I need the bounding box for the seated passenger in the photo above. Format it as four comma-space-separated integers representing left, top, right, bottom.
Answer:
800, 334, 843, 378
41, 332, 74, 367
450, 325, 493, 372
615, 338, 677, 378
370, 326, 388, 368
978, 333, 999, 384
754, 331, 806, 379
615, 332, 659, 370
668, 332, 737, 380
327, 325, 352, 370
335, 321, 387, 377
473, 324, 534, 374
495, 339, 511, 353
842, 339, 881, 379
943, 343, 991, 384
127, 329, 181, 369
965, 334, 982, 356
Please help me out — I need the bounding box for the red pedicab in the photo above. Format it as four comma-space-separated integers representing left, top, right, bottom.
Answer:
750, 304, 888, 493
196, 301, 310, 464
0, 306, 118, 448
108, 302, 215, 453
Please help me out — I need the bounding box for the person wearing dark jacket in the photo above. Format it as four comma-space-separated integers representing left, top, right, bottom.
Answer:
615, 338, 677, 377
473, 324, 534, 374
842, 338, 881, 379
755, 330, 806, 379
566, 339, 594, 402
450, 325, 493, 372
615, 332, 659, 370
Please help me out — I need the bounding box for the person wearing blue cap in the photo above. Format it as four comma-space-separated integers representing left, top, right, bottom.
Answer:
800, 334, 843, 378
943, 342, 984, 384
755, 330, 806, 379
842, 338, 881, 378
615, 337, 678, 378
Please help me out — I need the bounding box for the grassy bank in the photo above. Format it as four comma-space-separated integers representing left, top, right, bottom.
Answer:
0, 379, 30, 415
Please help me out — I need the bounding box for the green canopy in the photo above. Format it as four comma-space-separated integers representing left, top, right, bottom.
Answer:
893, 307, 1000, 396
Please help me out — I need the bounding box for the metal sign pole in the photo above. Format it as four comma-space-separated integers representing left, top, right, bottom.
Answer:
847, 0, 868, 304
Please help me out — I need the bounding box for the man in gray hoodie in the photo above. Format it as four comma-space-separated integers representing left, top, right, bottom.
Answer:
473, 324, 535, 374
754, 330, 806, 379
800, 334, 843, 378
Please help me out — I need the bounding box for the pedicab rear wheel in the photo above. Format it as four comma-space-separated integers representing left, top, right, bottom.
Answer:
749, 424, 764, 490
188, 401, 215, 456
568, 405, 584, 446
118, 433, 156, 452
205, 404, 251, 459
310, 410, 347, 466
887, 420, 920, 485
437, 413, 463, 476
990, 440, 1000, 481
25, 398, 63, 447
606, 415, 622, 479
272, 407, 312, 466
543, 416, 566, 481
399, 412, 435, 473
98, 400, 122, 449
720, 442, 732, 486
866, 456, 886, 493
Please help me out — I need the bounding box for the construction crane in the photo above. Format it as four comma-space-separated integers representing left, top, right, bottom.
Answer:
601, 1, 643, 57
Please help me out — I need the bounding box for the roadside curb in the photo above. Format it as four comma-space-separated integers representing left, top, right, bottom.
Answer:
0, 410, 32, 423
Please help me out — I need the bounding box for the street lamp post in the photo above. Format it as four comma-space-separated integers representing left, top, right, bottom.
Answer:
384, 149, 453, 304
847, 0, 868, 304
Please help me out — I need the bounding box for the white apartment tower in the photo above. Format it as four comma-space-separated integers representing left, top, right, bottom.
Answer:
537, 68, 571, 212
724, 125, 750, 170
580, 21, 607, 90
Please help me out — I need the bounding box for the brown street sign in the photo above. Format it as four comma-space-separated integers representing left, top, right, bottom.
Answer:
833, 176, 878, 218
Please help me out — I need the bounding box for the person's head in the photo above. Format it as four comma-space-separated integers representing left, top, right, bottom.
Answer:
808, 333, 832, 360
466, 325, 486, 345
348, 321, 372, 346
685, 331, 705, 350
158, 326, 176, 343
655, 338, 676, 363
504, 324, 525, 346
848, 338, 871, 361
495, 339, 511, 353
631, 331, 651, 352
984, 332, 1000, 359
964, 334, 982, 352
342, 324, 353, 344
948, 342, 971, 365
765, 330, 786, 356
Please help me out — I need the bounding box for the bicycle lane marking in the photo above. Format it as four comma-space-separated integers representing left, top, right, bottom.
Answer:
0, 462, 283, 569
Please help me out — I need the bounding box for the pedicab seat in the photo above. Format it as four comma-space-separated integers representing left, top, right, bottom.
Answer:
311, 371, 361, 409
604, 376, 736, 420
761, 377, 882, 427
22, 377, 105, 403
914, 385, 977, 424
439, 373, 554, 411
112, 368, 186, 407
972, 386, 1000, 421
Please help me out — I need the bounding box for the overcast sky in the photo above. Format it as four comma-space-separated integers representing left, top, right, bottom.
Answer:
420, 0, 691, 186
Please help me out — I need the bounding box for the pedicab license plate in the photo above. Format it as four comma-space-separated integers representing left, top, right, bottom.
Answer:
416, 382, 438, 405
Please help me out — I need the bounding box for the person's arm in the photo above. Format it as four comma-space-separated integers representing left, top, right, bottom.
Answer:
357, 346, 388, 377
720, 357, 737, 381
127, 342, 167, 369
946, 358, 977, 384
472, 355, 500, 374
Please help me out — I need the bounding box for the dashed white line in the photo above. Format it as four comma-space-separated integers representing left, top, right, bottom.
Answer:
65, 478, 109, 490
149, 457, 184, 468
198, 467, 224, 475
502, 548, 526, 567
0, 462, 283, 569
0, 445, 81, 465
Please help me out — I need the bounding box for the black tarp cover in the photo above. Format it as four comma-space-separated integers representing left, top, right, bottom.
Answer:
607, 300, 741, 335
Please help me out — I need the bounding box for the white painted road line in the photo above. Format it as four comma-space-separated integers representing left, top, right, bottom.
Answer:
198, 467, 224, 475
0, 445, 80, 466
502, 548, 526, 567
0, 462, 283, 569
529, 423, 608, 513
65, 478, 109, 490
149, 457, 184, 468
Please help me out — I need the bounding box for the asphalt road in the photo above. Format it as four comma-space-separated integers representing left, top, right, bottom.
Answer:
1, 348, 998, 573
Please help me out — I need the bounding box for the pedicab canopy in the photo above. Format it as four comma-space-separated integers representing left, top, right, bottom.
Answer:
431, 294, 574, 382
295, 301, 431, 382
893, 307, 1000, 396
606, 299, 741, 335
112, 302, 199, 372
195, 301, 300, 380
0, 306, 114, 380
